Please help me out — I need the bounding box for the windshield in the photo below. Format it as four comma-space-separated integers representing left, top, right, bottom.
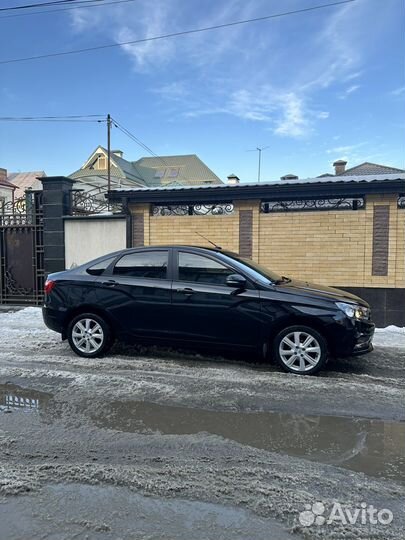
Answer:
220, 251, 283, 284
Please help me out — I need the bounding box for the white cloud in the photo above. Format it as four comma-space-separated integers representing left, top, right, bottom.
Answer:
273, 93, 307, 137
152, 82, 189, 101
339, 84, 361, 99
66, 0, 396, 140
182, 87, 324, 138
391, 86, 405, 97
326, 142, 371, 164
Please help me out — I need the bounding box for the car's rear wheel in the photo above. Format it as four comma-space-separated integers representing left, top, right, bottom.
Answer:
67, 313, 112, 358
273, 325, 327, 375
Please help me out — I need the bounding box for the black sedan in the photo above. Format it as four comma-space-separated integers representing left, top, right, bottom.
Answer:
43, 245, 374, 375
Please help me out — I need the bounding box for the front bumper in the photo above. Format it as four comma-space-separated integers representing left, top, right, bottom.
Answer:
351, 339, 374, 356
328, 315, 375, 357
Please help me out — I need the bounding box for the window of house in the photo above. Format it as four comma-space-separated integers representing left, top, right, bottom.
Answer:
168, 168, 179, 178
113, 251, 168, 279
97, 156, 107, 169
154, 169, 165, 178
178, 252, 233, 286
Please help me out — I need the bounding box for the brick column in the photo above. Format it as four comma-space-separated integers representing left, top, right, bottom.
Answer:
41, 176, 75, 275
234, 200, 260, 260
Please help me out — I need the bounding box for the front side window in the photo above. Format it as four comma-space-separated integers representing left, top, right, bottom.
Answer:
113, 251, 168, 279
178, 252, 233, 286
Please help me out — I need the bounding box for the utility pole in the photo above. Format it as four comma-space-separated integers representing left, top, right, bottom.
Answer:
107, 113, 112, 192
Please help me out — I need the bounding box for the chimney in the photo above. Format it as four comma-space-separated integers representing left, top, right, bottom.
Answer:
333, 159, 347, 175
0, 168, 7, 182
280, 173, 298, 181
112, 150, 123, 158
227, 173, 240, 185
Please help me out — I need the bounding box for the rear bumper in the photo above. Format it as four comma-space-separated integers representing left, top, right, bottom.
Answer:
42, 306, 64, 334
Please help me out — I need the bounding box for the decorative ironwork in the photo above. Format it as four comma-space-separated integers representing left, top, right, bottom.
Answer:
0, 190, 44, 306
398, 196, 405, 209
4, 270, 33, 296
0, 213, 34, 226
1, 197, 26, 215
71, 190, 123, 215
260, 197, 365, 213
1, 195, 29, 215
152, 203, 234, 216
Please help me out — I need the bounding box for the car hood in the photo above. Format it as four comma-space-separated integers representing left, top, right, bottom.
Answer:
274, 279, 369, 307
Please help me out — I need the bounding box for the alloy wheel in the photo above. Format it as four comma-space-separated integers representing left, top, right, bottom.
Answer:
279, 331, 322, 373
71, 318, 104, 354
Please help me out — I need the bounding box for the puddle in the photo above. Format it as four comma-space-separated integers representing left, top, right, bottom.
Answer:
92, 400, 405, 484
0, 483, 296, 540
1, 383, 404, 485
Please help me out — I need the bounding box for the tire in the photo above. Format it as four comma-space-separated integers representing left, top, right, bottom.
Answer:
272, 325, 328, 375
67, 313, 113, 358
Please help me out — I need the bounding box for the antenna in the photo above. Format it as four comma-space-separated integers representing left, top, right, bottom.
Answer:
196, 232, 222, 250
247, 145, 270, 182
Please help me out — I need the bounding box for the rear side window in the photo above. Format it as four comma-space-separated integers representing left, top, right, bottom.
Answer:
86, 256, 116, 276
178, 252, 233, 285
113, 251, 168, 279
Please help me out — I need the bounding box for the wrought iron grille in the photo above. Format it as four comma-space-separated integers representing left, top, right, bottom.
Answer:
398, 196, 405, 209
71, 190, 123, 215
260, 197, 365, 213
152, 203, 234, 216
0, 192, 42, 225
0, 191, 44, 305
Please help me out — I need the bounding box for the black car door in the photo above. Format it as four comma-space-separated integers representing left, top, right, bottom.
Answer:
170, 249, 261, 349
96, 248, 172, 341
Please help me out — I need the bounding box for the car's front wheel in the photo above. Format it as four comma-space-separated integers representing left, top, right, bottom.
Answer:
273, 325, 327, 375
67, 313, 112, 358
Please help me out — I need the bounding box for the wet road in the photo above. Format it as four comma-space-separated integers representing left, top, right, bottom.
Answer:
0, 308, 404, 539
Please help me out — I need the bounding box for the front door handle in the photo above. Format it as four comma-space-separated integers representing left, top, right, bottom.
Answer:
102, 280, 117, 287
176, 287, 194, 295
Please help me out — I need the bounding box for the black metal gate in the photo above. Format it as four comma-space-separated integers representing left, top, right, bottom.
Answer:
0, 192, 44, 305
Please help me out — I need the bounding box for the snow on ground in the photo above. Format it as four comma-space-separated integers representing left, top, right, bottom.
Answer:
0, 308, 403, 420
374, 325, 405, 348
1, 307, 404, 348
1, 308, 405, 539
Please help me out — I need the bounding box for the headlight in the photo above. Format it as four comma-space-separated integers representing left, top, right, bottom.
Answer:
336, 302, 370, 320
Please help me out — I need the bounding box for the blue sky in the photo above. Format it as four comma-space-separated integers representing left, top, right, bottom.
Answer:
0, 0, 404, 182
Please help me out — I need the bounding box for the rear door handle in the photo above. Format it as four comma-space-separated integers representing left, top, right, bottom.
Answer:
176, 287, 194, 295
102, 279, 117, 287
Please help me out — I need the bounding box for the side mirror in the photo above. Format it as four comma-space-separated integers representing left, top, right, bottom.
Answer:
226, 274, 247, 289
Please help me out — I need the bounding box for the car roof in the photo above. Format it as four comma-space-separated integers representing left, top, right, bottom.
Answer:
127, 245, 241, 258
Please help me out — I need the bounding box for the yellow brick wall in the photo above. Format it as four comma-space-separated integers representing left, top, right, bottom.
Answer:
259, 210, 367, 286
138, 206, 239, 252
129, 195, 405, 288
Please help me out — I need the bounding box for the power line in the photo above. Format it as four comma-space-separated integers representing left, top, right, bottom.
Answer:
0, 0, 136, 19
0, 115, 104, 118
0, 0, 357, 65
112, 117, 191, 185
112, 118, 164, 161
0, 0, 104, 13
0, 114, 105, 123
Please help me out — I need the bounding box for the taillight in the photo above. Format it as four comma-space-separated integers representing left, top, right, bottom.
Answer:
44, 279, 56, 295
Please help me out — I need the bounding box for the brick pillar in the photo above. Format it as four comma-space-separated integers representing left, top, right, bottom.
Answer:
234, 200, 260, 260
41, 176, 75, 275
